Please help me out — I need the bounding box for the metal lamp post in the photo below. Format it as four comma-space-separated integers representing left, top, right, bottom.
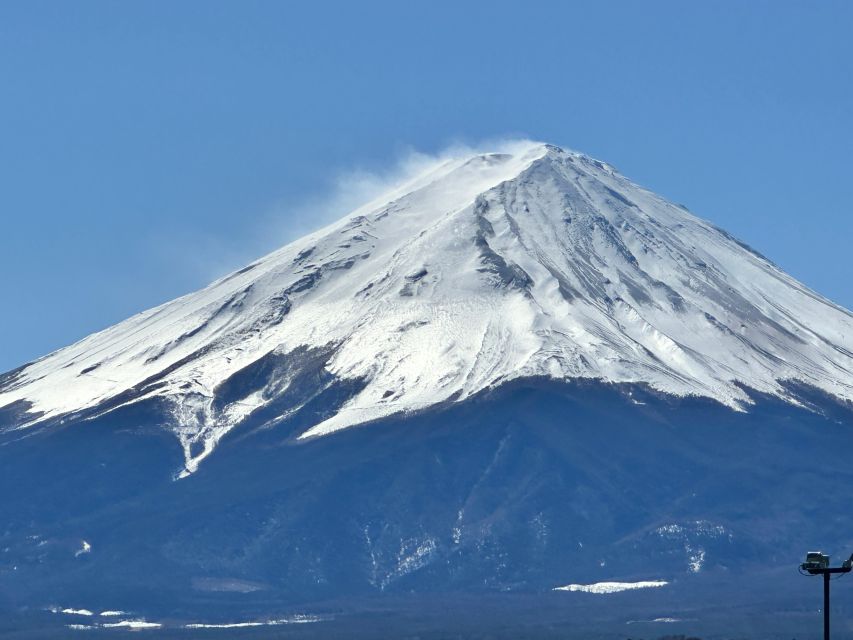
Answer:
800, 551, 852, 640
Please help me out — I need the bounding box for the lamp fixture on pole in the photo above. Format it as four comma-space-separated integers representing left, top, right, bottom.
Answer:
800, 551, 853, 640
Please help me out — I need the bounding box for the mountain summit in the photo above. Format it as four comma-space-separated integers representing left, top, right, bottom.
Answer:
2, 142, 852, 476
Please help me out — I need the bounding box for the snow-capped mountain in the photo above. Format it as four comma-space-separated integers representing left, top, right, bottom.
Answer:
2, 141, 852, 477
4, 142, 853, 637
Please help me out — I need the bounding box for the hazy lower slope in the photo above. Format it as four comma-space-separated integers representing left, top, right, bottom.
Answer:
2, 142, 852, 478
2, 379, 852, 637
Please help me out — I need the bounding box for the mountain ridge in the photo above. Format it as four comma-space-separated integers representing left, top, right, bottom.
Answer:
2, 141, 852, 477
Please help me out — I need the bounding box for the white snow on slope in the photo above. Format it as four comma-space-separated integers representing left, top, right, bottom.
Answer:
554, 580, 669, 594
2, 141, 853, 475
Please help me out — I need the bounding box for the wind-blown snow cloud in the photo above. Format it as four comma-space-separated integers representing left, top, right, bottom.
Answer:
263, 137, 541, 249
162, 137, 540, 285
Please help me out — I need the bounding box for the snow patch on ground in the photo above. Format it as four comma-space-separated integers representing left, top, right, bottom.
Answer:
184, 614, 324, 628
687, 545, 706, 573
101, 620, 161, 629
554, 580, 669, 594
627, 616, 683, 625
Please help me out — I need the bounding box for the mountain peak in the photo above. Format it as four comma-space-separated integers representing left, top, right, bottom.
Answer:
2, 144, 852, 476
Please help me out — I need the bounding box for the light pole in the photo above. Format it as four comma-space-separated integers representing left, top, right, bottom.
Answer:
800, 551, 852, 640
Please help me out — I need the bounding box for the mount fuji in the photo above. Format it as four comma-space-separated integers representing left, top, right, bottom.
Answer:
2, 142, 853, 637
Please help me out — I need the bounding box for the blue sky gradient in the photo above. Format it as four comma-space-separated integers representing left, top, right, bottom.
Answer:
1, 1, 852, 371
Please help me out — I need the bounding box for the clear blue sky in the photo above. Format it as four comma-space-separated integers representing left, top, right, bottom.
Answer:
2, 1, 852, 372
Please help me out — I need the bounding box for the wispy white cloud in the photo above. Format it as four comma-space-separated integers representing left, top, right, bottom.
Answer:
152, 136, 538, 286
257, 136, 540, 246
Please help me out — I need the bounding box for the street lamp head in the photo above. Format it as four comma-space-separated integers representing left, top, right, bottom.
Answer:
803, 551, 830, 571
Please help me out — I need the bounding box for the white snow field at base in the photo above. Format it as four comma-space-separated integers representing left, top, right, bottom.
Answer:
184, 614, 324, 628
100, 620, 162, 629
2, 141, 853, 475
554, 580, 669, 594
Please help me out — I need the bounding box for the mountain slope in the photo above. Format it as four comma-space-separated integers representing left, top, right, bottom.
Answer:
2, 379, 853, 637
2, 141, 852, 478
